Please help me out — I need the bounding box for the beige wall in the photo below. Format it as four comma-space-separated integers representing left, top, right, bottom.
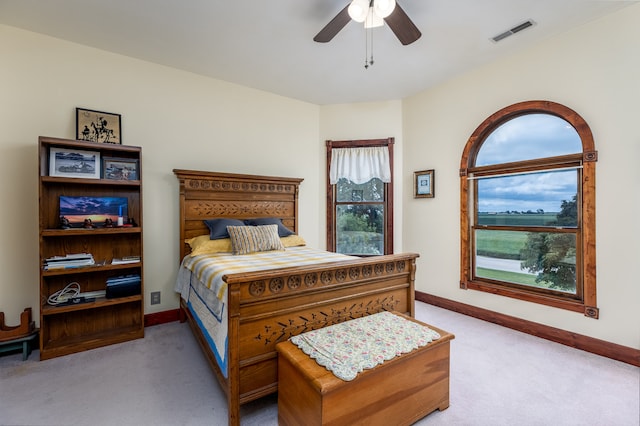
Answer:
0, 25, 321, 318
402, 4, 640, 348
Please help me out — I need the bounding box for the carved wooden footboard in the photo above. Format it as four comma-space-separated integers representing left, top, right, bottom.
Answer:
174, 170, 418, 426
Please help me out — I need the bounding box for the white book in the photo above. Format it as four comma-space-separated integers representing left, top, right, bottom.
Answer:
46, 253, 94, 262
111, 257, 140, 265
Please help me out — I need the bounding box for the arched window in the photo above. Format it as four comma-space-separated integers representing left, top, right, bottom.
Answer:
460, 101, 598, 318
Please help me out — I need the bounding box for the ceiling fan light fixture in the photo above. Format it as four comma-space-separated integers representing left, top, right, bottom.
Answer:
348, 0, 370, 23
364, 7, 384, 28
313, 0, 421, 48
373, 0, 396, 19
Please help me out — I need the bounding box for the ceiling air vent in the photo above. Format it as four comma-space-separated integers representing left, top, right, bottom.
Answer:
491, 19, 535, 43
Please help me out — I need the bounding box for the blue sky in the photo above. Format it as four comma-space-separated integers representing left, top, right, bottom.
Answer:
475, 114, 581, 166
475, 114, 581, 212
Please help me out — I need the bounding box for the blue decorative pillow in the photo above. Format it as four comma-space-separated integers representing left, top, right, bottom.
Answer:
203, 218, 246, 240
244, 217, 294, 237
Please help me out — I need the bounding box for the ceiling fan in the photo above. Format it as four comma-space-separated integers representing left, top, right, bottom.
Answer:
314, 0, 421, 45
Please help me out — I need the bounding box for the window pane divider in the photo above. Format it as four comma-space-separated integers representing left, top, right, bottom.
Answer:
467, 165, 582, 180
469, 153, 584, 176
474, 225, 579, 232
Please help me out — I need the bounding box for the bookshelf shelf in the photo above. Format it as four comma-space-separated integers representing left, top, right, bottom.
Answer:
41, 262, 142, 277
41, 295, 142, 316
41, 227, 141, 237
41, 175, 141, 187
39, 326, 143, 359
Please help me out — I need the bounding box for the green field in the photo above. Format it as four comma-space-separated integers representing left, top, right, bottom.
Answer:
476, 267, 541, 286
475, 213, 562, 289
475, 229, 528, 260
477, 267, 560, 290
478, 212, 558, 227
475, 213, 559, 259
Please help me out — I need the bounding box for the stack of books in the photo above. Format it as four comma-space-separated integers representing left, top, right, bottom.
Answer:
44, 253, 95, 270
111, 255, 140, 265
106, 274, 141, 298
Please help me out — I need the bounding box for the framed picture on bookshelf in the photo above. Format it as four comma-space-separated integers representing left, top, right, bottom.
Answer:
59, 196, 128, 228
49, 147, 100, 179
103, 157, 139, 180
76, 107, 122, 144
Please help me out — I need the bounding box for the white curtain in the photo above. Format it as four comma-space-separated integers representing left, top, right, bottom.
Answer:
329, 146, 391, 184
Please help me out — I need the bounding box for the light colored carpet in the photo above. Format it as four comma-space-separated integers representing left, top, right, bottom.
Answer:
1, 302, 638, 426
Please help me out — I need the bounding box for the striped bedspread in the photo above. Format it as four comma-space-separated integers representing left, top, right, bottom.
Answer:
174, 246, 355, 378
183, 246, 355, 301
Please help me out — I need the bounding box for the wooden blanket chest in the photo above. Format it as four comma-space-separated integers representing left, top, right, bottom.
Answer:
276, 313, 454, 426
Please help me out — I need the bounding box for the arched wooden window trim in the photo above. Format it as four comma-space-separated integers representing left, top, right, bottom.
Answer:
460, 100, 598, 318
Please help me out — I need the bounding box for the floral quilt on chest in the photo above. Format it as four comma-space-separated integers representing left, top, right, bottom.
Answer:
289, 311, 441, 381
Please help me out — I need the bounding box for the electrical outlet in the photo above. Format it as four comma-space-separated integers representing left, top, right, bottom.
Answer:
150, 291, 161, 305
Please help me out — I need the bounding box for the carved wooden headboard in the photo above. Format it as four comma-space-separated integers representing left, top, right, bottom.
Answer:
173, 169, 304, 260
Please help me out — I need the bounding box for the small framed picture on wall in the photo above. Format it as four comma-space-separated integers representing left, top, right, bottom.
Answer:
414, 169, 434, 198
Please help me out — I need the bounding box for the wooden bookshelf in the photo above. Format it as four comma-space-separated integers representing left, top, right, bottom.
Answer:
38, 136, 144, 360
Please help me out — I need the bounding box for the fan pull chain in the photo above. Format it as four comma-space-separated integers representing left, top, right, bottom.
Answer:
370, 25, 374, 67
365, 24, 374, 69
364, 24, 369, 68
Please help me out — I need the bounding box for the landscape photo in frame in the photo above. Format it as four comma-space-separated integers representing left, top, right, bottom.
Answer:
49, 147, 100, 179
59, 196, 128, 227
103, 157, 139, 180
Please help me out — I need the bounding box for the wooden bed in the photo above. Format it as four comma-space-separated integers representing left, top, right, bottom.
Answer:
174, 169, 419, 426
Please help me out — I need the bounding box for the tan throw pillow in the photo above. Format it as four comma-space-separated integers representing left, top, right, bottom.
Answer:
227, 224, 285, 255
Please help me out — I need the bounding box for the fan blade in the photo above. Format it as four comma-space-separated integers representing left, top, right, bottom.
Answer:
314, 4, 351, 43
384, 3, 421, 45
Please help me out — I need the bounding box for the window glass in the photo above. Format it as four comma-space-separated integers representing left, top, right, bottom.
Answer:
336, 178, 385, 254
477, 170, 578, 227
474, 229, 577, 294
476, 114, 582, 166
336, 178, 384, 202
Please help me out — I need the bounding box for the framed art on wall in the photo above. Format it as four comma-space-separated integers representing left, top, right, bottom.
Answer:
414, 169, 434, 198
49, 147, 100, 179
76, 108, 122, 144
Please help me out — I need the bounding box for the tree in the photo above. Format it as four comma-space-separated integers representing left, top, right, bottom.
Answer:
337, 210, 374, 233
556, 196, 578, 226
519, 195, 577, 292
336, 209, 383, 255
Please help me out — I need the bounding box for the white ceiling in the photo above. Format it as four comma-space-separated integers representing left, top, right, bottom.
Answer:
0, 0, 635, 105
